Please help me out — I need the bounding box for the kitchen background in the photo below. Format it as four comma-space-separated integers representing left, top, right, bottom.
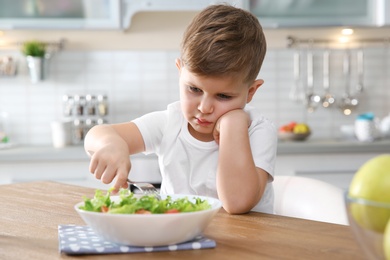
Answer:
1, 32, 390, 145
0, 1, 390, 190
1, 0, 390, 146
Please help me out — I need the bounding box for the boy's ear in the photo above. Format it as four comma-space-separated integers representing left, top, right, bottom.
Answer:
175, 58, 182, 73
246, 79, 264, 103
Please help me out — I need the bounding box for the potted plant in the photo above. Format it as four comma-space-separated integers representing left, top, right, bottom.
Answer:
21, 40, 47, 83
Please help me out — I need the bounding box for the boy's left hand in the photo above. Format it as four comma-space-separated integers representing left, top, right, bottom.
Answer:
213, 109, 251, 144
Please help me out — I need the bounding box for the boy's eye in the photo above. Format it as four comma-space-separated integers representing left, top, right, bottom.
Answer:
189, 86, 202, 93
217, 93, 232, 100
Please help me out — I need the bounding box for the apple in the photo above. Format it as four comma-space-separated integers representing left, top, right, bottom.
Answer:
385, 219, 390, 260
293, 123, 310, 134
348, 154, 390, 233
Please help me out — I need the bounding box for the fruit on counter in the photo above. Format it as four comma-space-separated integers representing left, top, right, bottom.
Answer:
348, 154, 390, 233
278, 122, 310, 134
278, 121, 297, 132
385, 219, 390, 260
293, 123, 310, 134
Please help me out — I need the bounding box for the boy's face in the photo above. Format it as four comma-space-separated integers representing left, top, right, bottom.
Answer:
176, 59, 263, 142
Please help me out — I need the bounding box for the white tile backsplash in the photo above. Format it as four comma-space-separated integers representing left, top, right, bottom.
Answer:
1, 48, 389, 145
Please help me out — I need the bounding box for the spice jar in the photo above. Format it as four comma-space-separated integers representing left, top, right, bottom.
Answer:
72, 119, 84, 144
96, 118, 107, 125
73, 95, 85, 116
62, 95, 74, 117
84, 118, 95, 136
85, 94, 96, 116
97, 95, 108, 116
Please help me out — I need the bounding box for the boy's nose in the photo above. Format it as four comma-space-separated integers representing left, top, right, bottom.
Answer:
198, 98, 213, 114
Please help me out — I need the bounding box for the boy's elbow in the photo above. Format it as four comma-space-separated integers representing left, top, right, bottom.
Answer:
222, 202, 253, 215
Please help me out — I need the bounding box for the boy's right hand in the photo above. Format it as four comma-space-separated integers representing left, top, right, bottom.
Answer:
88, 144, 131, 192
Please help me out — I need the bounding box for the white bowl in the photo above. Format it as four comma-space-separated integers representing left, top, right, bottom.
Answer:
75, 194, 222, 246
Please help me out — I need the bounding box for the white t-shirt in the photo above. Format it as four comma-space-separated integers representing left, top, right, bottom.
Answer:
132, 101, 277, 213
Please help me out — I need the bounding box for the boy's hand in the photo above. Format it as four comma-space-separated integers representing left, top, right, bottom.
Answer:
88, 143, 131, 193
213, 109, 251, 144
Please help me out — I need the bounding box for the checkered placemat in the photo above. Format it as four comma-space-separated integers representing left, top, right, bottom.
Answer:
58, 225, 216, 255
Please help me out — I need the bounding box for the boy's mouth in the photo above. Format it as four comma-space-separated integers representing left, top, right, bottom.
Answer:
196, 118, 212, 126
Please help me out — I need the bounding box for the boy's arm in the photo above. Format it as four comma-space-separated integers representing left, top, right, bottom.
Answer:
84, 122, 145, 191
214, 109, 268, 214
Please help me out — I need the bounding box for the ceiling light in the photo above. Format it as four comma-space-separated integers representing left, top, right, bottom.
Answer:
341, 28, 354, 35
339, 36, 350, 43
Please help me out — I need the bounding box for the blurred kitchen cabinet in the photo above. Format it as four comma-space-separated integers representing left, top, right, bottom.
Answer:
0, 0, 121, 29
121, 0, 245, 28
249, 0, 390, 28
275, 153, 381, 190
0, 160, 96, 186
0, 0, 246, 30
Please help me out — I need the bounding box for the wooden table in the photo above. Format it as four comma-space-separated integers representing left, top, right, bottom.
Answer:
0, 181, 364, 260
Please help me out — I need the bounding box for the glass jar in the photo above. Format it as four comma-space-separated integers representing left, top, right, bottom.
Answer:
72, 119, 84, 144
84, 118, 95, 136
73, 95, 85, 116
62, 95, 74, 117
85, 94, 96, 116
97, 94, 108, 116
96, 118, 107, 125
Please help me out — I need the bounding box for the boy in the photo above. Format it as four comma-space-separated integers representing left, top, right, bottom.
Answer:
84, 4, 277, 214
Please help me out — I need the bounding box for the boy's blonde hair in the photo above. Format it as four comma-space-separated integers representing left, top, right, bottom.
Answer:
180, 4, 267, 84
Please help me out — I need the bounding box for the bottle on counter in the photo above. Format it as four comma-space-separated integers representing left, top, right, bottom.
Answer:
355, 113, 379, 142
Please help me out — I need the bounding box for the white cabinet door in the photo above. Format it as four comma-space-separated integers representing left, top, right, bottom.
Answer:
275, 153, 380, 190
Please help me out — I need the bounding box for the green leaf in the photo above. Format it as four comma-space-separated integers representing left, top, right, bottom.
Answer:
21, 40, 46, 57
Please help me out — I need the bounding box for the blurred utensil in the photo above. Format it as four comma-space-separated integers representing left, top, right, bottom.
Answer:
306, 51, 321, 113
339, 50, 358, 115
289, 51, 304, 102
321, 50, 335, 108
356, 49, 364, 93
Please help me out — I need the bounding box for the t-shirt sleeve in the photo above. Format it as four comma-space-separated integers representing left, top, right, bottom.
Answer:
248, 115, 278, 182
132, 110, 168, 154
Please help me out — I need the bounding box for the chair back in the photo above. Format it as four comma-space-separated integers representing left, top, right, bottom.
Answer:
273, 176, 348, 225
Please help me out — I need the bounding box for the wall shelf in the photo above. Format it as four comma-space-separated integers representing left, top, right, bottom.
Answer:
0, 38, 66, 52
287, 35, 390, 49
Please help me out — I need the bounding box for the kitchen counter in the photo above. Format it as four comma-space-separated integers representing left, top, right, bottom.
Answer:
277, 138, 390, 155
1, 139, 389, 162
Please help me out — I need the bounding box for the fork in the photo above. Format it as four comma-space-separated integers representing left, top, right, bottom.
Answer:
127, 179, 161, 200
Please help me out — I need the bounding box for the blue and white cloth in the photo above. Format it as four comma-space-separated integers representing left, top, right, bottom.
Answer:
58, 225, 216, 255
